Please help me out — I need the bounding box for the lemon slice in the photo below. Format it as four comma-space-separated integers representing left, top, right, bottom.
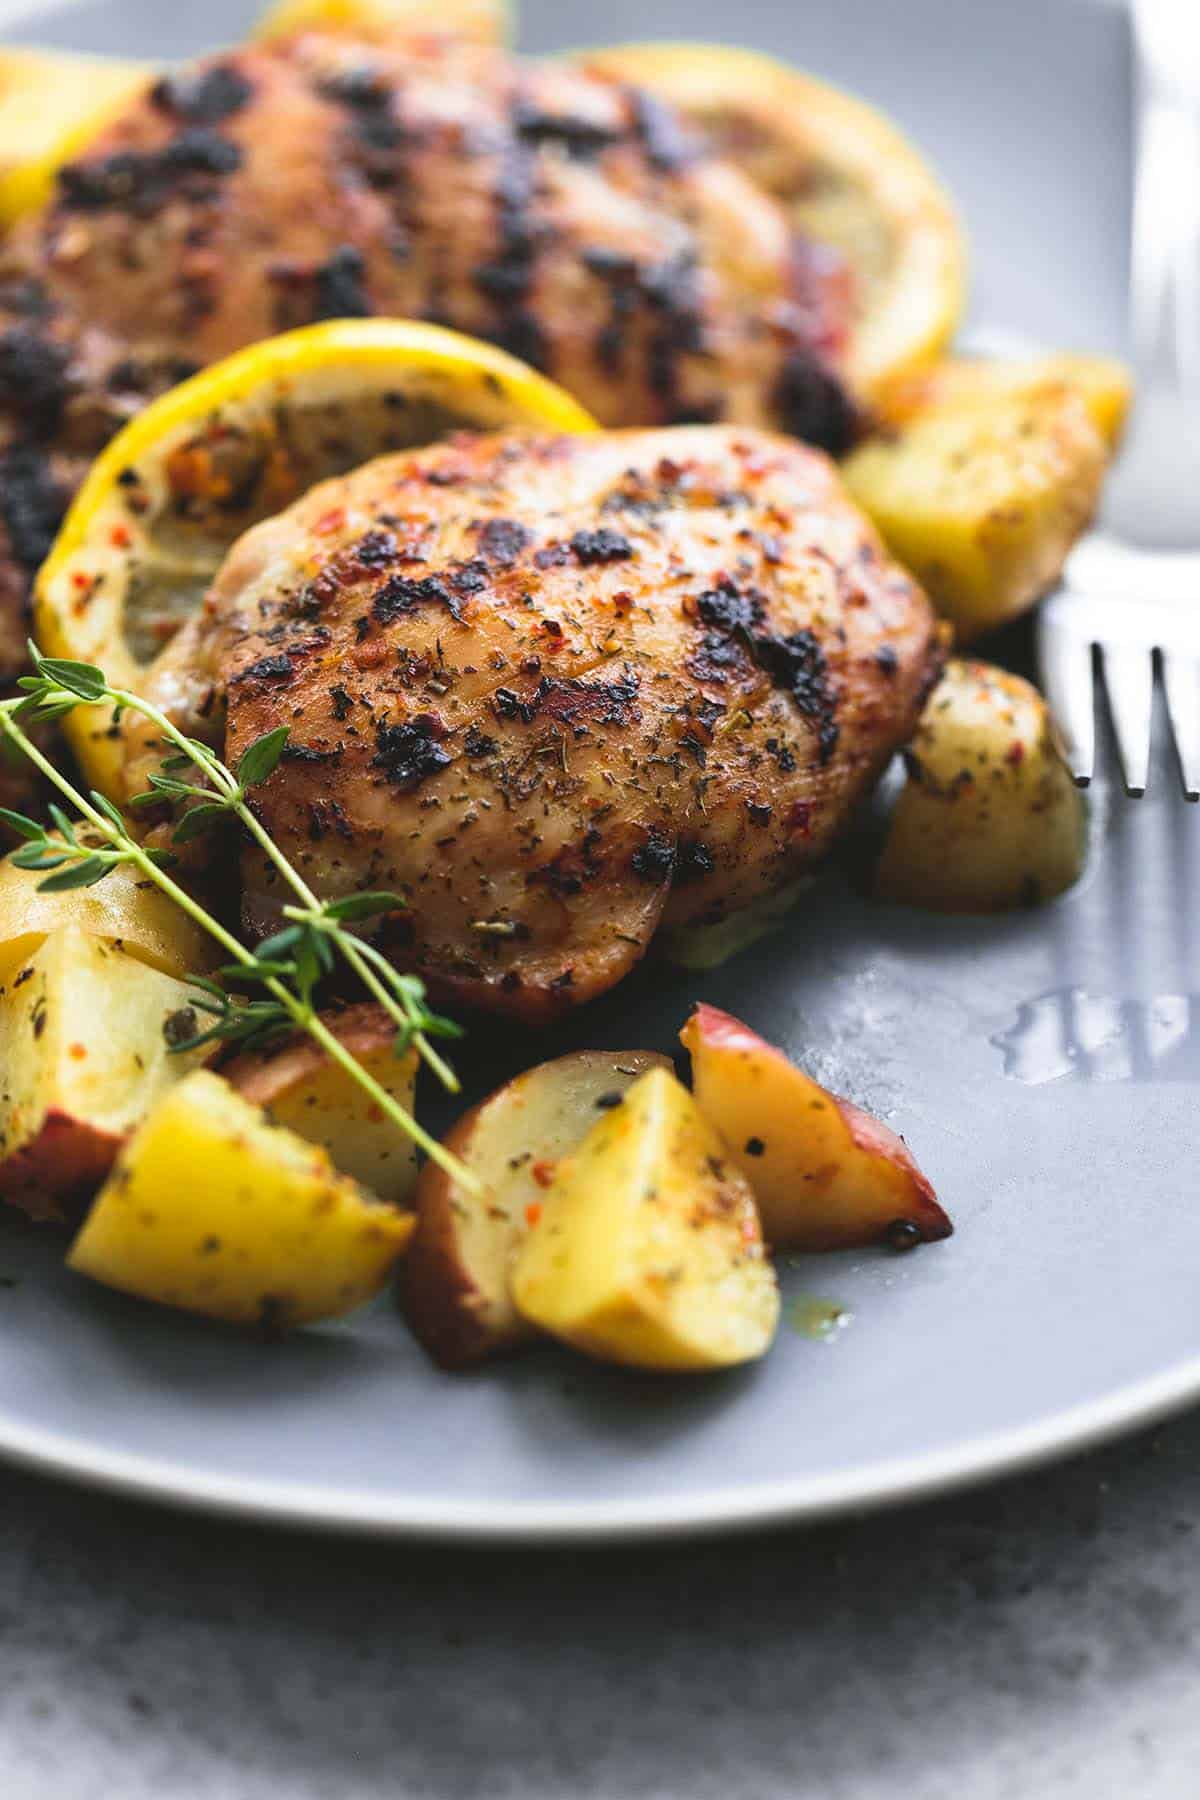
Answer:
35, 318, 596, 797
574, 42, 966, 406
0, 46, 151, 227
254, 0, 511, 46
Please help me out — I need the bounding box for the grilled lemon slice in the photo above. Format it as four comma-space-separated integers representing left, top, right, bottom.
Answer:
35, 318, 595, 796
0, 46, 150, 227
574, 42, 966, 406
254, 0, 511, 45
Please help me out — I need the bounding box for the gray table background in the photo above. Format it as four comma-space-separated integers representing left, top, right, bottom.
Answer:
2, 0, 1198, 1794
2, 1416, 1199, 1800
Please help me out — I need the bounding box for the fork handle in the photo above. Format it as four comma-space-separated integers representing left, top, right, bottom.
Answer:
1134, 0, 1200, 106
1130, 0, 1200, 387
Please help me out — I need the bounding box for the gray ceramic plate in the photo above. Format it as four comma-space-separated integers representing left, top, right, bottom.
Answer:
0, 0, 1192, 1542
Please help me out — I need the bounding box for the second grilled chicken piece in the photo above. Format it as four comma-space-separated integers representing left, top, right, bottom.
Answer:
134, 426, 942, 1020
0, 30, 856, 674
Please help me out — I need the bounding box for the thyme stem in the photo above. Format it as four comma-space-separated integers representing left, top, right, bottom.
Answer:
0, 665, 478, 1193
113, 684, 462, 1095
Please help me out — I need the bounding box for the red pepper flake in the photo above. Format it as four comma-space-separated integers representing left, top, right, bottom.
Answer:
67, 1043, 87, 1060
524, 1200, 544, 1228
109, 523, 131, 549
1005, 740, 1026, 766
530, 1159, 557, 1190
314, 507, 346, 537
353, 639, 389, 671
70, 570, 92, 590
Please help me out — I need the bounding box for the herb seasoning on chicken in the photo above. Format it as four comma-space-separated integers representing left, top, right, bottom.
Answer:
135, 425, 942, 1020
0, 27, 858, 673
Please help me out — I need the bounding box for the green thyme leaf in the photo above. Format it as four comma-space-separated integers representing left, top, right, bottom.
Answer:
253, 924, 303, 963
172, 802, 233, 844
11, 845, 69, 871
89, 792, 127, 832
421, 1012, 466, 1040
0, 808, 45, 842
216, 959, 296, 984
37, 854, 113, 891
47, 806, 77, 846
322, 890, 407, 923
236, 726, 290, 790
30, 657, 109, 703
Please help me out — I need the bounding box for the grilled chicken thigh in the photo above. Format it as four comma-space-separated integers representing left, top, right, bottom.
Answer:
136, 426, 942, 1020
0, 29, 855, 674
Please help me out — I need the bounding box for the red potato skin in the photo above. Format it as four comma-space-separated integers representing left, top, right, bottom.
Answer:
822, 1095, 941, 1214
223, 1003, 396, 1105
399, 1095, 527, 1371
402, 1047, 672, 1367
682, 1003, 951, 1250
0, 1112, 123, 1224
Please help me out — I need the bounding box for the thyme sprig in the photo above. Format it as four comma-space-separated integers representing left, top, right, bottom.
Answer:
0, 645, 477, 1191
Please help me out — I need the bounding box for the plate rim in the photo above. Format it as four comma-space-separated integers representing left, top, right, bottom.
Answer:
0, 1349, 1194, 1541
0, 0, 1168, 1546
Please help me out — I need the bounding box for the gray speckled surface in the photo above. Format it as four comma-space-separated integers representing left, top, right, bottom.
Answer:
0, 1417, 1198, 1800
2, 0, 1198, 1788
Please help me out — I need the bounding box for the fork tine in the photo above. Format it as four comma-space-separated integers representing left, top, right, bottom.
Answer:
1037, 599, 1096, 784
1161, 651, 1200, 799
1100, 643, 1155, 795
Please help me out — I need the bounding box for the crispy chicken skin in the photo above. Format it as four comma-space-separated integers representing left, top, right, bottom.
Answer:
0, 30, 855, 674
135, 426, 943, 1021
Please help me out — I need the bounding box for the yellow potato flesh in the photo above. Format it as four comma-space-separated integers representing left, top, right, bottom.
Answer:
69, 1070, 413, 1327
0, 927, 207, 1212
402, 1048, 670, 1367
0, 847, 215, 988
879, 353, 1132, 451
844, 380, 1107, 640
511, 1068, 778, 1372
227, 1013, 419, 1207
876, 658, 1087, 912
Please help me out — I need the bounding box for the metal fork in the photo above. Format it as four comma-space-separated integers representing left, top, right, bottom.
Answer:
1037, 0, 1200, 800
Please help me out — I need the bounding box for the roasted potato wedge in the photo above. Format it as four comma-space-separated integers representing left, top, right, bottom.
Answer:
0, 927, 208, 1220
225, 1005, 418, 1206
843, 375, 1108, 640
402, 1049, 669, 1367
681, 1004, 950, 1252
877, 352, 1132, 451
511, 1067, 779, 1372
0, 844, 215, 988
876, 658, 1086, 912
68, 1069, 414, 1327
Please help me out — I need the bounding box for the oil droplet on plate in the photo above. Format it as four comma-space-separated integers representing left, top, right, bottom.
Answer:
789, 1295, 852, 1341
991, 990, 1199, 1084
